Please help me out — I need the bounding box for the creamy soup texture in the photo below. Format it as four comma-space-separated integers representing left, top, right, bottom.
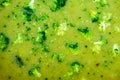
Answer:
0, 0, 120, 80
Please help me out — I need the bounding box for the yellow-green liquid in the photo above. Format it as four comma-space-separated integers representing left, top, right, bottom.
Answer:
0, 0, 120, 80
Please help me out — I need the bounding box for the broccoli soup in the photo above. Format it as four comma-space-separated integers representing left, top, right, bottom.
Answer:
0, 0, 120, 80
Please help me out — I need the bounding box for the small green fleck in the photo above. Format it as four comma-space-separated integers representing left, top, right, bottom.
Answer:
0, 0, 11, 7
99, 36, 108, 45
71, 61, 84, 73
77, 27, 92, 40
90, 11, 100, 23
23, 5, 35, 21
66, 42, 78, 50
41, 45, 49, 52
57, 54, 64, 62
77, 27, 89, 35
37, 31, 46, 43
65, 42, 80, 54
28, 66, 41, 77
102, 61, 108, 68
0, 33, 9, 51
52, 23, 59, 31
113, 44, 119, 56
52, 53, 64, 63
26, 27, 31, 32
3, 24, 7, 28
66, 71, 73, 77
15, 55, 24, 67
93, 0, 109, 7
31, 31, 46, 44
31, 47, 39, 53
49, 0, 67, 12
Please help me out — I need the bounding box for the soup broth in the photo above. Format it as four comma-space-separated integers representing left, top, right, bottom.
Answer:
0, 0, 120, 80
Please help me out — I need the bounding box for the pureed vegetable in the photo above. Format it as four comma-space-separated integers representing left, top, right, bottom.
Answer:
0, 0, 120, 80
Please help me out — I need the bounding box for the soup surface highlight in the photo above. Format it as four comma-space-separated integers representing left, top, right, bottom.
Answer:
0, 0, 120, 80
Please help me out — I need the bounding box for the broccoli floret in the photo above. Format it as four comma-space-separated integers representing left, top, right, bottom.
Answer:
0, 0, 11, 7
94, 36, 108, 45
57, 54, 64, 62
37, 31, 46, 43
52, 53, 64, 63
0, 33, 9, 51
90, 11, 100, 23
50, 0, 67, 12
32, 31, 46, 44
35, 14, 49, 22
13, 33, 30, 44
52, 23, 59, 31
65, 71, 73, 77
23, 5, 35, 21
65, 42, 80, 54
28, 66, 41, 77
102, 61, 108, 68
113, 44, 119, 57
39, 14, 49, 21
66, 42, 79, 50
99, 36, 108, 45
91, 15, 99, 23
15, 55, 24, 67
71, 61, 84, 73
93, 0, 109, 7
77, 27, 89, 35
99, 0, 109, 7
77, 27, 92, 40
41, 45, 49, 52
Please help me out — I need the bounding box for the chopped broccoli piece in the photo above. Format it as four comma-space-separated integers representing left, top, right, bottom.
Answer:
32, 31, 46, 44
91, 15, 99, 23
37, 31, 46, 43
66, 42, 79, 50
26, 27, 31, 33
65, 71, 73, 77
77, 27, 92, 40
99, 36, 108, 45
35, 14, 49, 22
57, 54, 64, 62
52, 54, 58, 59
41, 45, 49, 52
13, 33, 29, 44
93, 36, 108, 52
90, 11, 100, 23
15, 55, 24, 67
28, 66, 41, 77
23, 5, 35, 21
22, 34, 29, 41
50, 0, 67, 12
102, 61, 108, 68
93, 0, 109, 7
93, 36, 108, 53
71, 61, 84, 73
0, 0, 11, 7
113, 44, 119, 56
65, 42, 80, 54
113, 48, 119, 54
77, 27, 89, 35
62, 71, 73, 79
57, 22, 67, 36
99, 21, 110, 31
0, 33, 9, 51
31, 37, 37, 44
52, 53, 64, 63
99, 0, 109, 7
98, 13, 112, 31
31, 47, 39, 54
52, 23, 59, 31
